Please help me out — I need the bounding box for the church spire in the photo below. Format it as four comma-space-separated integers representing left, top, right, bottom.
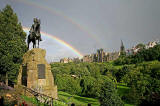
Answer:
120, 40, 126, 56
121, 40, 124, 47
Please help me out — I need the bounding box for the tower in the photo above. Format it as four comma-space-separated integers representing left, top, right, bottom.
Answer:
97, 48, 104, 62
120, 40, 126, 56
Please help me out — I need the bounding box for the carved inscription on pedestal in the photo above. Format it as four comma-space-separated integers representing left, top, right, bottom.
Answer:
37, 64, 45, 79
22, 66, 27, 86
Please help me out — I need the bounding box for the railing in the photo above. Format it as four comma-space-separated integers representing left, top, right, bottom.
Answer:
0, 82, 66, 106
22, 86, 65, 106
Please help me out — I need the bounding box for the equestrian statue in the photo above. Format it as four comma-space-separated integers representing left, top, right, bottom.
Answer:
27, 18, 42, 49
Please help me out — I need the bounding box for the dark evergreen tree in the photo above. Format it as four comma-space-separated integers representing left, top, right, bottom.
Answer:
99, 80, 124, 106
0, 5, 27, 85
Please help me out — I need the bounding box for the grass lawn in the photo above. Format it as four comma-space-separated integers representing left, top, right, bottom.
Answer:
117, 83, 130, 97
117, 83, 134, 106
58, 91, 100, 106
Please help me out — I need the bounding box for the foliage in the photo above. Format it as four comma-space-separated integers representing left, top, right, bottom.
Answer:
55, 74, 82, 95
51, 62, 120, 98
51, 60, 160, 105
99, 80, 124, 106
51, 62, 125, 105
114, 44, 160, 65
0, 5, 27, 84
113, 65, 133, 82
135, 43, 145, 50
122, 61, 160, 105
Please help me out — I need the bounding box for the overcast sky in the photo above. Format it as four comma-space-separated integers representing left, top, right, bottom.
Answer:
0, 0, 160, 62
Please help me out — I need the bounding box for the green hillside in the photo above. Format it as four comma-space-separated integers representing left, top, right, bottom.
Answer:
58, 91, 100, 106
51, 48, 160, 105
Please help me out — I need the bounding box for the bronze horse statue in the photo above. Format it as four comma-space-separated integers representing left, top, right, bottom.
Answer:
27, 18, 42, 49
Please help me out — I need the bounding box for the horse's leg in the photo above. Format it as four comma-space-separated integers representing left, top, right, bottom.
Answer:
35, 39, 36, 48
28, 41, 30, 50
38, 39, 39, 48
32, 39, 34, 48
33, 38, 36, 48
33, 40, 34, 48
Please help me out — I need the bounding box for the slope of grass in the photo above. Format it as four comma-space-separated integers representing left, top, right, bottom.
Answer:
117, 83, 134, 106
117, 83, 130, 97
58, 91, 100, 106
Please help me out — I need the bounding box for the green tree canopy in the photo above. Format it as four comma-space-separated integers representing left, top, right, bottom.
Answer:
135, 43, 145, 49
0, 5, 27, 85
99, 80, 124, 106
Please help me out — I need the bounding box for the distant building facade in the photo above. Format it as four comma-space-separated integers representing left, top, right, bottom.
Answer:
82, 54, 93, 62
105, 52, 120, 61
145, 41, 158, 49
82, 48, 120, 63
60, 58, 72, 63
73, 57, 81, 63
97, 48, 105, 62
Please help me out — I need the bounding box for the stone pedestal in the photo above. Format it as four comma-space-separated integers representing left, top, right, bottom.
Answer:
15, 48, 58, 99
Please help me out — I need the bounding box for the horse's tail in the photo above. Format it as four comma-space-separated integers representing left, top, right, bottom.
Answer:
27, 34, 30, 50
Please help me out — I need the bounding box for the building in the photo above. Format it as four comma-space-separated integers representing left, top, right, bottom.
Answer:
60, 58, 73, 63
120, 40, 126, 56
73, 57, 81, 63
146, 41, 158, 49
82, 55, 92, 62
97, 48, 105, 62
82, 50, 120, 63
81, 41, 124, 62
105, 52, 120, 61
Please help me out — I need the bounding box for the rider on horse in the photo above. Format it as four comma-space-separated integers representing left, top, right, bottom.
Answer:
29, 18, 42, 41
27, 18, 42, 49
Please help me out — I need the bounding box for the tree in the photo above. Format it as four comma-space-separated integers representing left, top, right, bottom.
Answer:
123, 62, 160, 105
99, 79, 124, 106
0, 5, 27, 85
135, 43, 145, 50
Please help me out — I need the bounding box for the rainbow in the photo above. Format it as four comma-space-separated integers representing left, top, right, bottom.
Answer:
14, 0, 103, 47
23, 27, 83, 58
